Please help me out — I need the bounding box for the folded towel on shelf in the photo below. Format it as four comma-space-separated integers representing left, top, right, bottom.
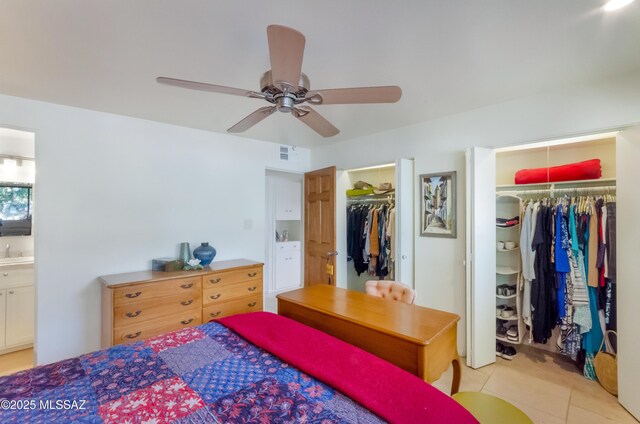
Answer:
514, 159, 602, 184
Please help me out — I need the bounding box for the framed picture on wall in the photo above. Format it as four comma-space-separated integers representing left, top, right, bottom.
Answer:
420, 171, 456, 238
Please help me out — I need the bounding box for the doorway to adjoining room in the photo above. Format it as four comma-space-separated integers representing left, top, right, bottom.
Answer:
0, 126, 36, 376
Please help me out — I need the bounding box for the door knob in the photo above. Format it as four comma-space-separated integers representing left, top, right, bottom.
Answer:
327, 251, 338, 257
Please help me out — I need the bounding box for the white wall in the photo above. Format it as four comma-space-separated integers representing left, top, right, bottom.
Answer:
0, 93, 310, 364
311, 71, 640, 353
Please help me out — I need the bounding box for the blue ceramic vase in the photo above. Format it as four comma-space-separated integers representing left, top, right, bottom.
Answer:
193, 242, 216, 266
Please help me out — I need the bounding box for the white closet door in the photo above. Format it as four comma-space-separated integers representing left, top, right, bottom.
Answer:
616, 125, 640, 420
396, 158, 414, 288
465, 147, 496, 368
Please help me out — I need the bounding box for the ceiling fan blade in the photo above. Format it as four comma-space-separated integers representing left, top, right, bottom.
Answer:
293, 107, 339, 137
227, 106, 277, 133
267, 25, 306, 90
157, 77, 264, 99
305, 86, 402, 105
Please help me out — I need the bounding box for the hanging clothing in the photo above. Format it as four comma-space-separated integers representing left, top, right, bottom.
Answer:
595, 199, 606, 287
531, 205, 556, 344
587, 204, 599, 287
346, 201, 395, 278
346, 205, 370, 276
521, 204, 536, 281
386, 207, 396, 279
369, 208, 380, 274
555, 204, 570, 319
606, 202, 617, 282
602, 205, 609, 279
520, 203, 535, 330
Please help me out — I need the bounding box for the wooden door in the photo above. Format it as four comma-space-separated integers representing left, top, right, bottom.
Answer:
304, 166, 336, 286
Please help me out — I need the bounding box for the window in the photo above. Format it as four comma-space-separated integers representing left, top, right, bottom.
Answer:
0, 184, 32, 236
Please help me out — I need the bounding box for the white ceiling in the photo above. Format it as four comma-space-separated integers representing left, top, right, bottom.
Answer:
1, 1, 639, 148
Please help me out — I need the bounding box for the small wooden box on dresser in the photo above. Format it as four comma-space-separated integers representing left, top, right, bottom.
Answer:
100, 259, 263, 347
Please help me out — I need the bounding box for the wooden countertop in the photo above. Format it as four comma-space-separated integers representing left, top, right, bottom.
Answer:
99, 259, 263, 288
277, 285, 460, 346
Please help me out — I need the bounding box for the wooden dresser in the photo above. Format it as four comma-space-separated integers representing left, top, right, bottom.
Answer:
99, 259, 263, 347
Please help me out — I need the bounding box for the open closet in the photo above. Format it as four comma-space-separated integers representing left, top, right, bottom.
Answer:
335, 159, 414, 292
467, 130, 640, 419
493, 136, 617, 370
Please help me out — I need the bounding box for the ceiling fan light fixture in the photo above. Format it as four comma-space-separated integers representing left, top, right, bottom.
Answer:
603, 0, 635, 11
157, 24, 402, 137
276, 96, 296, 113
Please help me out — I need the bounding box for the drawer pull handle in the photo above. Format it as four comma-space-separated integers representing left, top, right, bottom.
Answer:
209, 278, 222, 284
125, 331, 141, 339
181, 318, 194, 325
210, 294, 221, 300
126, 310, 142, 318
248, 286, 257, 292
125, 292, 142, 298
2, 272, 8, 277
209, 311, 221, 318
181, 299, 194, 306
181, 283, 194, 289
248, 302, 257, 307
248, 272, 257, 277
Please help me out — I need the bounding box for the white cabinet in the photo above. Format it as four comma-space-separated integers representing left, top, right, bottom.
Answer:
275, 242, 301, 291
0, 290, 5, 349
0, 264, 35, 352
275, 181, 301, 220
5, 286, 35, 347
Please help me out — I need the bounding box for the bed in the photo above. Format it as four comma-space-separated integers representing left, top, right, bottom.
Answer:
0, 312, 477, 423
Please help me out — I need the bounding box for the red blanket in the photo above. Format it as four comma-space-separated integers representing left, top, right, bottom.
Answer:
219, 312, 477, 424
514, 158, 601, 184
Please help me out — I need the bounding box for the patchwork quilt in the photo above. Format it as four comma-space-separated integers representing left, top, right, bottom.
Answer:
0, 322, 383, 423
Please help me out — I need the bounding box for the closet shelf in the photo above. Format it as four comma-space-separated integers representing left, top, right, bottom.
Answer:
496, 335, 521, 345
496, 224, 520, 230
497, 247, 519, 252
496, 294, 517, 300
496, 177, 616, 190
496, 266, 519, 275
496, 315, 519, 321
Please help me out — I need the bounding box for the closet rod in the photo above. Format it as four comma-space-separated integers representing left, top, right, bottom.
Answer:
347, 194, 395, 204
497, 185, 616, 197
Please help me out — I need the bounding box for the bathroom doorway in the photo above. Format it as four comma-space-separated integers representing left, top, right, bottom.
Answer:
0, 127, 35, 376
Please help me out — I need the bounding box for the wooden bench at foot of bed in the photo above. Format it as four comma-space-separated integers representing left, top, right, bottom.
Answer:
277, 285, 462, 395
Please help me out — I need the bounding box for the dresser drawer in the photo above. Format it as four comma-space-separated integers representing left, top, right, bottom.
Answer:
203, 266, 262, 289
113, 310, 202, 345
113, 276, 201, 306
203, 280, 262, 305
203, 294, 263, 321
113, 291, 201, 327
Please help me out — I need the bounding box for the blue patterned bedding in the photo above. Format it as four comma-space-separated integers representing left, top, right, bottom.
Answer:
0, 322, 383, 423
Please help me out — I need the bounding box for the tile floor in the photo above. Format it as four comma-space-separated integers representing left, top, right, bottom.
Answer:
432, 345, 638, 423
0, 348, 34, 376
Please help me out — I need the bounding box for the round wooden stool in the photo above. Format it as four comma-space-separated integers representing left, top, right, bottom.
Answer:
452, 392, 533, 424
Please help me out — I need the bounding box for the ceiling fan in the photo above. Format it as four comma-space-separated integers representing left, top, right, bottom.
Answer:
157, 25, 402, 137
